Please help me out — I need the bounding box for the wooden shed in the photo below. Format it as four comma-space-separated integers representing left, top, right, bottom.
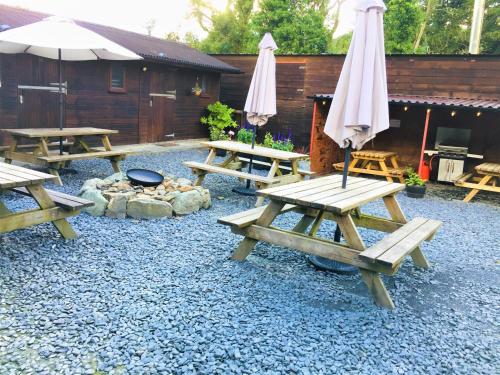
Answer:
0, 5, 239, 146
216, 54, 500, 176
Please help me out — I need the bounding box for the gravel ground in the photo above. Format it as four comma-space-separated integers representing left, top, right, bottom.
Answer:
0, 149, 499, 375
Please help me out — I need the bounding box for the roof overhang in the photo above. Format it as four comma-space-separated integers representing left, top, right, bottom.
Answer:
312, 94, 500, 112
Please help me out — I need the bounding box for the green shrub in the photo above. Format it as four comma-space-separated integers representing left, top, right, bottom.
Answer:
263, 132, 274, 148
236, 128, 254, 144
405, 167, 425, 186
200, 101, 237, 141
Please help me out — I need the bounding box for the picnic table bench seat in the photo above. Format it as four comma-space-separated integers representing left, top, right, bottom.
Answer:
184, 161, 278, 185
38, 149, 129, 163
218, 203, 297, 228
333, 150, 405, 183
11, 187, 94, 211
359, 217, 441, 269
238, 157, 315, 176
0, 141, 71, 155
333, 162, 404, 177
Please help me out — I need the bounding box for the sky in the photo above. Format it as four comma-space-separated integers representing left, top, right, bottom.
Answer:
0, 0, 355, 40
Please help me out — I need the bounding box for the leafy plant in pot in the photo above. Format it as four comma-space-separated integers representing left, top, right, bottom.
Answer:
405, 168, 426, 198
200, 101, 237, 156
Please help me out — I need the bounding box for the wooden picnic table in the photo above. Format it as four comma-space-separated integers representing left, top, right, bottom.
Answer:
184, 140, 311, 206
219, 175, 442, 309
0, 162, 93, 239
454, 162, 500, 202
1, 127, 129, 185
333, 150, 405, 183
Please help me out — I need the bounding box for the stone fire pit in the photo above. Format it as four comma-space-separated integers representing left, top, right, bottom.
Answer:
78, 172, 211, 219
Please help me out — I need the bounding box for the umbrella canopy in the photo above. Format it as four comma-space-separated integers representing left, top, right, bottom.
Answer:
244, 33, 278, 127
0, 16, 142, 60
324, 0, 389, 150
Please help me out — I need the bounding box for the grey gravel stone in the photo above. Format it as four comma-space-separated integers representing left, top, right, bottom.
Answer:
0, 149, 498, 375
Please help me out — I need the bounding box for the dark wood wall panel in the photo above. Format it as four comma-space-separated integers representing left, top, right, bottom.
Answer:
1, 54, 225, 146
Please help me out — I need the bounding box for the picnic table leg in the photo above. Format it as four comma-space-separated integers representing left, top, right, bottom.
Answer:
383, 195, 430, 269
463, 175, 493, 202
390, 156, 405, 183
110, 157, 121, 173
231, 201, 285, 261
336, 213, 395, 309
254, 160, 281, 207
26, 184, 77, 239
359, 270, 395, 309
4, 138, 18, 164
378, 160, 393, 182
0, 202, 11, 217
292, 215, 315, 233
48, 163, 63, 186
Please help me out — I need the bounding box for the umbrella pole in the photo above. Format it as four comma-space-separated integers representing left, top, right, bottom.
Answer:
58, 48, 63, 155
232, 124, 258, 196
245, 125, 257, 189
309, 142, 357, 274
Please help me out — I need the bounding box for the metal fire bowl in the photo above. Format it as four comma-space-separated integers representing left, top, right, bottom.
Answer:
126, 169, 164, 187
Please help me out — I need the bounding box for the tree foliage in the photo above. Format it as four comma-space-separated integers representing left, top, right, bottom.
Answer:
251, 0, 331, 54
384, 0, 424, 53
190, 0, 255, 53
185, 0, 498, 55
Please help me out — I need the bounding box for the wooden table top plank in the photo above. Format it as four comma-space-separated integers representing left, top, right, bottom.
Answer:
0, 162, 57, 189
257, 175, 404, 214
284, 178, 379, 202
332, 183, 404, 213
475, 162, 500, 176
352, 150, 397, 159
314, 180, 393, 205
0, 162, 57, 180
2, 127, 118, 138
202, 140, 308, 161
257, 175, 341, 196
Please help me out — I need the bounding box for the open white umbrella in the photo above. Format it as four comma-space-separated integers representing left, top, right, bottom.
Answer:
234, 33, 277, 195
324, 0, 389, 188
311, 0, 389, 273
0, 16, 142, 153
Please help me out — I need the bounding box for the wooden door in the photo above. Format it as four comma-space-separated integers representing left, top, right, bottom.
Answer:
146, 67, 176, 142
16, 55, 60, 130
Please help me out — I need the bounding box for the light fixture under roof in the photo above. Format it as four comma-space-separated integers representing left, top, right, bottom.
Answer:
0, 24, 11, 32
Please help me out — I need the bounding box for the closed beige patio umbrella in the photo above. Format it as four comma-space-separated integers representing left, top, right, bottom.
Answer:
311, 0, 390, 273
234, 33, 277, 195
324, 0, 390, 189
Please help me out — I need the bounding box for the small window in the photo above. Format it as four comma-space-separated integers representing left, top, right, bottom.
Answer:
109, 63, 126, 92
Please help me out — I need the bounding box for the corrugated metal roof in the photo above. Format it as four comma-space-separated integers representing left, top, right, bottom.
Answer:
0, 5, 240, 74
313, 93, 500, 111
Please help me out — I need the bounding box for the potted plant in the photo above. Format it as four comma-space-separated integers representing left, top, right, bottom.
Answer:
200, 101, 237, 156
263, 131, 295, 168
405, 168, 427, 198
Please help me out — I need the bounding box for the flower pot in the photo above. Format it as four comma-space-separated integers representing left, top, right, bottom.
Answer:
406, 184, 426, 198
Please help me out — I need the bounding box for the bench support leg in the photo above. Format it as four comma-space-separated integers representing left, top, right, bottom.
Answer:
231, 201, 284, 261
26, 184, 77, 239
110, 158, 121, 173
359, 269, 395, 309
292, 215, 315, 233
382, 195, 430, 269
463, 175, 492, 202
48, 166, 63, 186
0, 202, 11, 217
194, 171, 207, 186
